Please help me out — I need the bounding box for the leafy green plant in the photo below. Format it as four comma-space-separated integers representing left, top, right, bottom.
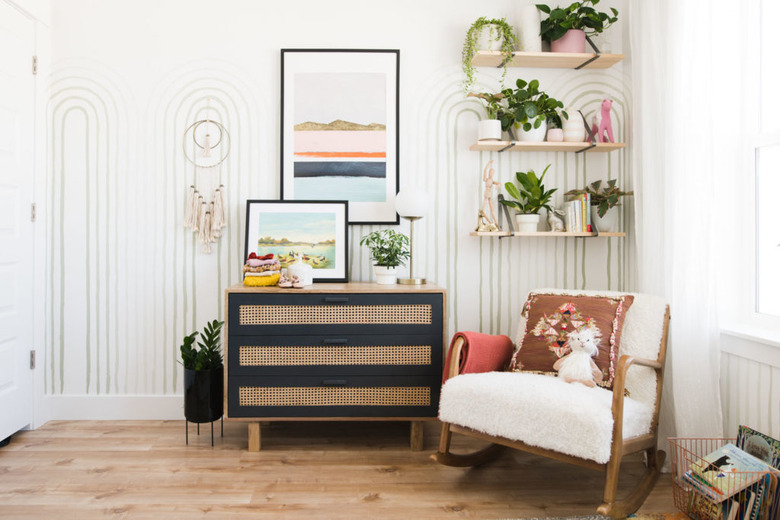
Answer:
462, 17, 518, 93
498, 79, 568, 133
360, 229, 410, 267
501, 164, 557, 214
537, 1, 619, 42
467, 91, 507, 119
565, 179, 633, 217
180, 319, 224, 371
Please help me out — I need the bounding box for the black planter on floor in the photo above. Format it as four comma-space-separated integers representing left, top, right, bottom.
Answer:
184, 366, 223, 445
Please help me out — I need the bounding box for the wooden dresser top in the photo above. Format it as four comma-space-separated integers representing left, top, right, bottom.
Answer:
226, 282, 445, 295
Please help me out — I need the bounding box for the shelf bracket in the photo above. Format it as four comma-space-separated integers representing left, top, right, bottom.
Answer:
498, 141, 516, 153
575, 36, 602, 70
575, 111, 598, 153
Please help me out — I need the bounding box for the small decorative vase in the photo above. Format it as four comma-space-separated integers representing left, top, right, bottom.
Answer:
592, 208, 619, 232
287, 253, 313, 286
550, 29, 587, 53
374, 265, 398, 285
515, 117, 547, 142
562, 111, 586, 142
476, 24, 505, 51
516, 3, 542, 52
478, 120, 502, 141
515, 213, 541, 232
546, 128, 564, 142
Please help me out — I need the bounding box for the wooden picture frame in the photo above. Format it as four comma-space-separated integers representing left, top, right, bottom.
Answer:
244, 200, 348, 283
281, 49, 400, 225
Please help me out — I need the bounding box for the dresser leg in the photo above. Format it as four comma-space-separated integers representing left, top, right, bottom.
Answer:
248, 422, 261, 452
410, 421, 424, 451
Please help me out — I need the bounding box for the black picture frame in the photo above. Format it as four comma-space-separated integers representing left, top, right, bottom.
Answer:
243, 200, 349, 283
280, 49, 400, 225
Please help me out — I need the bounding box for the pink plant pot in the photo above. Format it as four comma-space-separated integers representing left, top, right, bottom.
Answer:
550, 29, 587, 53
546, 128, 564, 142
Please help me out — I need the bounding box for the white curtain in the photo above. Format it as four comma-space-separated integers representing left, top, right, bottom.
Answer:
628, 0, 748, 441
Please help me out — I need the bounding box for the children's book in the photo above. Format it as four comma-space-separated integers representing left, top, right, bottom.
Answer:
687, 490, 722, 520
690, 443, 771, 501
683, 469, 725, 502
736, 425, 780, 469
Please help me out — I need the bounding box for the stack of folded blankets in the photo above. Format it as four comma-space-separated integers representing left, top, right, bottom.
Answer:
242, 253, 281, 286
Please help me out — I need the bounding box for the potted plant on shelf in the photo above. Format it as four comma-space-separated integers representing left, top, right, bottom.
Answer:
500, 164, 557, 232
180, 319, 224, 426
545, 112, 565, 142
537, 0, 619, 54
462, 17, 518, 93
360, 229, 411, 285
468, 91, 506, 141
499, 79, 568, 142
565, 179, 633, 232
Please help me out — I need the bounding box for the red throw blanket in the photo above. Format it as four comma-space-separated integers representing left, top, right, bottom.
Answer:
442, 331, 514, 382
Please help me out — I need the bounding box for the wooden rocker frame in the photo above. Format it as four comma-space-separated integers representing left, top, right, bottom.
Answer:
432, 306, 670, 519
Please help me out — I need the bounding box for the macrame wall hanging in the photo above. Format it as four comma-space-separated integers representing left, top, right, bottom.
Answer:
182, 99, 231, 253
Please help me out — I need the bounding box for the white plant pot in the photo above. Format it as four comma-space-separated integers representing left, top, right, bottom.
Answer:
476, 24, 505, 51
515, 118, 547, 142
592, 208, 619, 232
374, 265, 398, 285
478, 119, 502, 141
515, 213, 541, 233
516, 3, 542, 52
562, 111, 586, 142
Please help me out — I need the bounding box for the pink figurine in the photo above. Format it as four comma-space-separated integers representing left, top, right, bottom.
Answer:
590, 99, 614, 143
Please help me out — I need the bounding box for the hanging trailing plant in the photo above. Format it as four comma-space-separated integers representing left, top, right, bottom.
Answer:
462, 17, 518, 93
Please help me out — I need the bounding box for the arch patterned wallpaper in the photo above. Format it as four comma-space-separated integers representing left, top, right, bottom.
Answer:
45, 60, 633, 396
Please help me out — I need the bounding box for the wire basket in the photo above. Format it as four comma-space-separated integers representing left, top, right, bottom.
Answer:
669, 437, 780, 520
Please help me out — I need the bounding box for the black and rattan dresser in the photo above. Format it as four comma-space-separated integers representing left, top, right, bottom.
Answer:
224, 282, 446, 451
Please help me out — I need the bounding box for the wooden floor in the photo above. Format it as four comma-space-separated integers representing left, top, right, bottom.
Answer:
0, 420, 677, 519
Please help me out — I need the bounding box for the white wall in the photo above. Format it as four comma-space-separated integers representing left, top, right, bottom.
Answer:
42, 0, 631, 419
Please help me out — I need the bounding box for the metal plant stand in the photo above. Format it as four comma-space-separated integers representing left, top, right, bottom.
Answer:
185, 416, 223, 447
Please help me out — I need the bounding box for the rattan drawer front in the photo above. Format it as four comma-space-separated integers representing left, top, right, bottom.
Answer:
228, 293, 444, 335
241, 345, 430, 366
239, 386, 430, 407
227, 375, 441, 418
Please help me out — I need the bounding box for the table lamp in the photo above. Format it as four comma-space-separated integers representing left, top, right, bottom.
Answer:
395, 188, 429, 285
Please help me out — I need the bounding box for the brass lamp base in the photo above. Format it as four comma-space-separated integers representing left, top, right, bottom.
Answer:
397, 278, 426, 285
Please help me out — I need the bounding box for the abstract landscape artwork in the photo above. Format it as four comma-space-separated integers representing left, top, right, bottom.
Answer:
281, 50, 399, 224
244, 200, 348, 282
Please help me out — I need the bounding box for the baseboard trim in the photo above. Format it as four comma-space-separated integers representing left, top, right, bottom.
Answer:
42, 395, 184, 421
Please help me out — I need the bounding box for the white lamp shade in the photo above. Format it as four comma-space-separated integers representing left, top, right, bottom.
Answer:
395, 188, 430, 218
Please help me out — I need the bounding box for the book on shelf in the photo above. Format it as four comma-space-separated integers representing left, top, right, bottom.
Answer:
689, 443, 772, 502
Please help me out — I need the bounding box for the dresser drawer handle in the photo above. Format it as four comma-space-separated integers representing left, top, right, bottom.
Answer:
322, 338, 348, 345
322, 379, 347, 386
323, 296, 349, 303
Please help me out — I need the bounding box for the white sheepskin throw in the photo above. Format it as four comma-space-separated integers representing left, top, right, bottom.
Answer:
439, 371, 654, 464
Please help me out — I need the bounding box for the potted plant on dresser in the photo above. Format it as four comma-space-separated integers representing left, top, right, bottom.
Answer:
537, 0, 619, 53
180, 319, 225, 439
501, 164, 557, 232
462, 17, 518, 92
360, 229, 410, 285
500, 79, 568, 142
565, 179, 633, 232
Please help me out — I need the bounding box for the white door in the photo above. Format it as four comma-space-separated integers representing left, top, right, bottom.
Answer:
0, 2, 35, 441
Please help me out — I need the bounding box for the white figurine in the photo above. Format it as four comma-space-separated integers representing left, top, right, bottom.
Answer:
547, 207, 566, 232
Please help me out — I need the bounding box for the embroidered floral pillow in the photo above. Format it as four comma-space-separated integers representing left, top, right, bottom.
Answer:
509, 293, 634, 389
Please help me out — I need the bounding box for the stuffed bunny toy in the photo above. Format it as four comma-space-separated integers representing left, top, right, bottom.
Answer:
553, 327, 604, 388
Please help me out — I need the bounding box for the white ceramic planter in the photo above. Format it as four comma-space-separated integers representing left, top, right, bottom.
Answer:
592, 208, 619, 232
476, 24, 505, 51
515, 213, 541, 232
516, 3, 542, 52
562, 111, 586, 142
478, 119, 502, 141
515, 118, 547, 142
374, 265, 398, 285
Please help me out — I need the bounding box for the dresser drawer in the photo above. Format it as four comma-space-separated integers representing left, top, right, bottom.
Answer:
228, 334, 442, 376
227, 375, 440, 418
228, 293, 443, 336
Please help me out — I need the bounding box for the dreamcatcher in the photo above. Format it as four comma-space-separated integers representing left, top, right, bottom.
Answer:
182, 99, 230, 253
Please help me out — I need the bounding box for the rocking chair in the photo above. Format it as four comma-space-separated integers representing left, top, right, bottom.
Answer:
432, 289, 670, 519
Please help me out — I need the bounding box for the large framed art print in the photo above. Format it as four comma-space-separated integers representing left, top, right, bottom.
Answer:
244, 200, 348, 283
281, 49, 400, 225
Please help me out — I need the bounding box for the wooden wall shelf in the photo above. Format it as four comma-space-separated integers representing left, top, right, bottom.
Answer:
470, 141, 625, 153
471, 50, 625, 69
470, 231, 626, 238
